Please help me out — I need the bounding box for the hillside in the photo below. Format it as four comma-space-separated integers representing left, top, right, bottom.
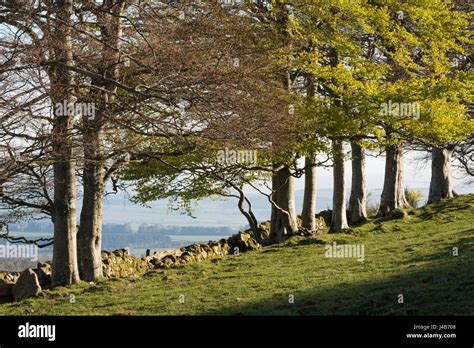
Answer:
1, 195, 473, 316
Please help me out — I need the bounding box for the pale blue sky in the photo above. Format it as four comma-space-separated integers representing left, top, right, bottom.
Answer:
292, 151, 470, 191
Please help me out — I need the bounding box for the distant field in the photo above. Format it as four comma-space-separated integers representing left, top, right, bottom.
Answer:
3, 233, 230, 256
132, 235, 230, 257
130, 236, 229, 257
6, 231, 52, 238
5, 232, 229, 243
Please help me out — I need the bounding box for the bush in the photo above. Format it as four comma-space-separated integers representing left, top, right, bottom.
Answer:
405, 188, 424, 208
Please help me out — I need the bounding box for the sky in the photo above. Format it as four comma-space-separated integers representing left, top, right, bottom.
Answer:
97, 149, 473, 229
291, 151, 471, 191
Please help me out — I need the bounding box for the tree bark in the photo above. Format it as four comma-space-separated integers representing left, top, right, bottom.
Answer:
428, 147, 454, 203
77, 4, 124, 281
349, 142, 367, 224
230, 183, 259, 237
331, 141, 349, 232
378, 145, 410, 216
52, 130, 80, 286
301, 154, 317, 231
77, 126, 105, 281
270, 165, 298, 242
51, 0, 80, 286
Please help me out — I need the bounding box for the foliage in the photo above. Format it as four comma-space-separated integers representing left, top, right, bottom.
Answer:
405, 188, 425, 208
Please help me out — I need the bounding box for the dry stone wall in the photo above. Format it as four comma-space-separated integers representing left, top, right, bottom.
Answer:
0, 227, 266, 303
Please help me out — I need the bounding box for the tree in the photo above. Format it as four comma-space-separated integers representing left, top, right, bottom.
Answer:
331, 140, 348, 231
301, 152, 317, 231
0, 0, 83, 285
76, 0, 128, 282
455, 135, 474, 181
367, 1, 471, 215
116, 1, 296, 243
287, 0, 382, 230
427, 0, 473, 202
349, 141, 368, 224
428, 146, 455, 203
0, 0, 144, 283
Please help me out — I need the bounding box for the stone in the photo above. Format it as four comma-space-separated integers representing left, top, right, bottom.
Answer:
152, 248, 183, 261
0, 272, 20, 283
375, 209, 409, 223
180, 252, 195, 263
388, 209, 408, 220
315, 216, 327, 230
0, 279, 13, 297
102, 249, 153, 278
184, 244, 202, 254
33, 262, 52, 288
227, 232, 261, 252
161, 256, 175, 267
316, 210, 332, 226
152, 260, 165, 269
113, 248, 128, 257
12, 268, 42, 302
219, 240, 231, 254
209, 242, 221, 253
98, 229, 261, 277
248, 224, 271, 244
198, 250, 208, 259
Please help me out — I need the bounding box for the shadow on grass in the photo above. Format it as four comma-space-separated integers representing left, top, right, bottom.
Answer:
199, 248, 474, 316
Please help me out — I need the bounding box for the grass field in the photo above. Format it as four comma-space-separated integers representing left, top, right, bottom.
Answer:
1, 195, 473, 316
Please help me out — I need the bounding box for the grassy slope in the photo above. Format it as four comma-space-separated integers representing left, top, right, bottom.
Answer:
1, 195, 473, 316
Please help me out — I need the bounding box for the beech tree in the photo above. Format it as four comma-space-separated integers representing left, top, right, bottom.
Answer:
0, 0, 142, 283
1, 0, 472, 280
118, 1, 297, 241
427, 0, 473, 203
0, 0, 82, 285
287, 0, 383, 231
365, 0, 471, 215
349, 141, 368, 223
75, 0, 128, 282
455, 135, 474, 181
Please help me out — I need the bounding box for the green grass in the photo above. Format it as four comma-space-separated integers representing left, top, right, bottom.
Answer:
1, 195, 473, 316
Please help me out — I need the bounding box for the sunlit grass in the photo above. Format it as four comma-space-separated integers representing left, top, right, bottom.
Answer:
1, 195, 473, 316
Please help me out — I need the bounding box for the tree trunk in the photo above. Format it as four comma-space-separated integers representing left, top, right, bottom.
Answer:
77, 126, 105, 281
270, 165, 298, 242
52, 138, 80, 286
235, 185, 259, 236
349, 142, 367, 224
428, 147, 454, 203
51, 0, 80, 286
331, 141, 348, 232
301, 154, 317, 231
77, 5, 124, 281
378, 145, 410, 216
